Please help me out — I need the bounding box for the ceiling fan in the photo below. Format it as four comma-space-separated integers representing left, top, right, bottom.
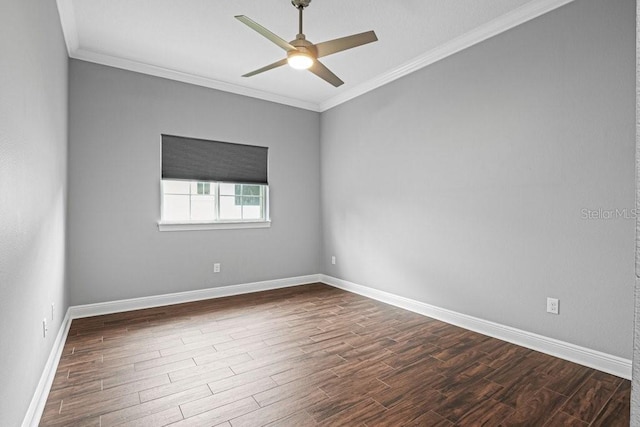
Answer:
235, 0, 378, 87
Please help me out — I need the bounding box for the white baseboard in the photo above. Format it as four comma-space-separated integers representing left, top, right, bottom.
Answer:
320, 274, 632, 380
23, 274, 321, 426
22, 310, 72, 427
24, 272, 632, 426
69, 274, 322, 319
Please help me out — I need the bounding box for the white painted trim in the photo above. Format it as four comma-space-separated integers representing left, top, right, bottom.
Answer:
319, 0, 576, 111
55, 0, 576, 112
22, 275, 321, 425
21, 310, 72, 427
158, 220, 271, 232
69, 49, 321, 112
22, 272, 632, 426
319, 274, 632, 380
69, 274, 321, 319
55, 0, 79, 55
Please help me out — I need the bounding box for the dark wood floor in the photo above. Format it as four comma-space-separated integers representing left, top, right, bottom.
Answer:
41, 283, 630, 426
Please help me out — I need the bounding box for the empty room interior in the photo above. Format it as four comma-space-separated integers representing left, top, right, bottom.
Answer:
2, 0, 639, 425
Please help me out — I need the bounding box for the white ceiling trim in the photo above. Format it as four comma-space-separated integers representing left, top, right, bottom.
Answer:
319, 0, 576, 111
57, 0, 576, 113
69, 48, 321, 112
56, 0, 79, 54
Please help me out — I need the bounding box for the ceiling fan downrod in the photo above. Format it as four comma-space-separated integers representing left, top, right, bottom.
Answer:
236, 0, 377, 87
292, 0, 310, 37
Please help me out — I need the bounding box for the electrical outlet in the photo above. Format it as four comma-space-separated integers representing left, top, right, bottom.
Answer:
42, 318, 48, 338
546, 297, 559, 315
331, 256, 336, 265
214, 263, 221, 273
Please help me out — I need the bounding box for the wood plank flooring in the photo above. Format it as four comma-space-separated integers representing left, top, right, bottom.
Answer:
40, 283, 630, 426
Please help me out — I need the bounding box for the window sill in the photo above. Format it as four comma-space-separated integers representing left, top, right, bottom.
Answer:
158, 220, 271, 232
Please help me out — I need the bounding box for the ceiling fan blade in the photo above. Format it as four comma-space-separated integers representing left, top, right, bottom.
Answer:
315, 31, 378, 58
309, 60, 344, 87
235, 15, 296, 52
242, 58, 288, 78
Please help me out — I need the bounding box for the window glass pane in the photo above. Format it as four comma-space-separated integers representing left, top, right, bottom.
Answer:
219, 195, 242, 220
191, 195, 215, 220
242, 196, 261, 206
220, 183, 236, 196
234, 184, 243, 205
163, 195, 190, 220
161, 180, 267, 223
242, 205, 262, 220
196, 182, 211, 195
163, 180, 190, 194
242, 185, 261, 196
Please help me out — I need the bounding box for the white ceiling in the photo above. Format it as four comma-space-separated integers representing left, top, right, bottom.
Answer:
56, 0, 574, 111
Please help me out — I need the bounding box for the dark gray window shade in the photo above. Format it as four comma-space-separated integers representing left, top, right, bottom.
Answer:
162, 134, 268, 185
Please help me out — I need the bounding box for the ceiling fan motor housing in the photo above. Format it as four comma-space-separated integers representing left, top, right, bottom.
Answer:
290, 37, 317, 56
236, 0, 377, 87
287, 37, 316, 70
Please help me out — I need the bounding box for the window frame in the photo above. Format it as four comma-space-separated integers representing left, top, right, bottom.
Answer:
158, 180, 270, 232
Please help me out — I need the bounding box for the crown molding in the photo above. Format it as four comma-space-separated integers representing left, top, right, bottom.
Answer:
70, 49, 321, 112
56, 0, 576, 113
56, 0, 79, 55
319, 0, 576, 111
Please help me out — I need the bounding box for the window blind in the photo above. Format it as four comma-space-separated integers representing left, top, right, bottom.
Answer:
162, 134, 268, 185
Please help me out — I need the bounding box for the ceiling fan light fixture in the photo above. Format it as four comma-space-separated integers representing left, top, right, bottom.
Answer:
287, 51, 314, 70
236, 0, 377, 86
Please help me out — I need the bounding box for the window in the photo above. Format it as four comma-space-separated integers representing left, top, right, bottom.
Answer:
197, 182, 210, 195
162, 180, 268, 222
159, 134, 269, 231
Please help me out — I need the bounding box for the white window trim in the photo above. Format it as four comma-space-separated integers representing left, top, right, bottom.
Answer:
157, 220, 271, 232
159, 181, 270, 231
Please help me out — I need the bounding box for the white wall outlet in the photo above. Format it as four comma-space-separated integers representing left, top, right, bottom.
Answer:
42, 318, 48, 338
546, 297, 559, 315
331, 256, 336, 265
213, 263, 221, 273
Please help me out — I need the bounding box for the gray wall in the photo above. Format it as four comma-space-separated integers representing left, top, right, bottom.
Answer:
68, 60, 321, 305
0, 0, 69, 425
321, 0, 635, 358
632, 0, 640, 422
